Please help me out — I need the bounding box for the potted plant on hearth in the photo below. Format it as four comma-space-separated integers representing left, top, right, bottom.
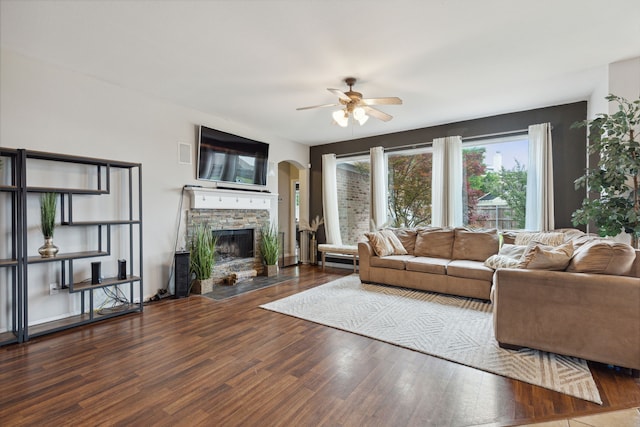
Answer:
571, 94, 640, 248
189, 223, 217, 294
38, 192, 59, 258
259, 223, 279, 276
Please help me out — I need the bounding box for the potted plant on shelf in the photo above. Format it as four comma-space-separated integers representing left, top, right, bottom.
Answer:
572, 94, 640, 248
299, 215, 324, 265
259, 223, 279, 276
189, 223, 217, 294
38, 192, 59, 258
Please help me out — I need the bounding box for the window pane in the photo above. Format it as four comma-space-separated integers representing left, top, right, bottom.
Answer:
387, 150, 433, 228
336, 158, 370, 245
464, 137, 528, 230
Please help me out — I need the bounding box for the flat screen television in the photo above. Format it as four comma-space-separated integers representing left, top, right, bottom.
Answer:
197, 125, 269, 188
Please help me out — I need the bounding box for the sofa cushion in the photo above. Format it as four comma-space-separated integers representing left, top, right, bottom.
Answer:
447, 260, 494, 282
514, 231, 564, 247
518, 241, 574, 271
389, 228, 419, 255
370, 254, 413, 270
414, 229, 454, 259
365, 230, 407, 257
566, 240, 636, 275
484, 254, 520, 269
499, 243, 528, 259
405, 257, 449, 275
451, 228, 499, 261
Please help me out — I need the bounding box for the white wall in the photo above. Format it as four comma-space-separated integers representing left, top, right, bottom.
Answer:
0, 49, 308, 326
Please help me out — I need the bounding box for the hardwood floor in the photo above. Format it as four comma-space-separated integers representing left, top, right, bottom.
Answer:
1, 265, 639, 426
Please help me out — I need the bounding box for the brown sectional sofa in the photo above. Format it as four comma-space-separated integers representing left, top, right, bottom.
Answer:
358, 227, 499, 300
358, 227, 640, 373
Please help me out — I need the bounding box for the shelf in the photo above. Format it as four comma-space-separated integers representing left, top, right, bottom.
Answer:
0, 185, 18, 192
0, 331, 19, 346
61, 220, 141, 226
26, 186, 109, 195
69, 275, 141, 293
25, 149, 141, 169
0, 258, 18, 267
27, 251, 108, 264
27, 304, 142, 338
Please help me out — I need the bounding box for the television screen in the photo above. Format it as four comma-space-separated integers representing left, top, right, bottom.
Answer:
197, 126, 269, 187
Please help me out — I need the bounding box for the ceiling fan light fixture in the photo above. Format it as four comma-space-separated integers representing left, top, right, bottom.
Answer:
353, 107, 368, 125
332, 109, 349, 127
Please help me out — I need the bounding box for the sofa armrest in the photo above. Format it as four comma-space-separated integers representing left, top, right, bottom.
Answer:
358, 241, 374, 281
493, 268, 640, 370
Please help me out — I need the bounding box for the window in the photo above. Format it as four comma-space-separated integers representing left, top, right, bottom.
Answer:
336, 156, 370, 245
463, 135, 528, 230
387, 148, 433, 228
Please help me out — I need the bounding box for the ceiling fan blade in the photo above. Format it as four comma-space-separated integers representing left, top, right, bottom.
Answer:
363, 106, 393, 122
296, 103, 339, 111
327, 88, 352, 102
361, 97, 403, 106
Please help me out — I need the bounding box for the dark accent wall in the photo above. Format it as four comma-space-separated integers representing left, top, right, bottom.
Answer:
309, 101, 588, 243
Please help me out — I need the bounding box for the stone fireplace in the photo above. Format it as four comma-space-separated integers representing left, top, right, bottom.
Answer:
186, 186, 278, 292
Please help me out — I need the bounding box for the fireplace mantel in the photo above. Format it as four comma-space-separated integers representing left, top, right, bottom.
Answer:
187, 187, 277, 210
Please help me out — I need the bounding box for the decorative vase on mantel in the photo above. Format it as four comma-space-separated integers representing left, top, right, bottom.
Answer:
38, 237, 59, 258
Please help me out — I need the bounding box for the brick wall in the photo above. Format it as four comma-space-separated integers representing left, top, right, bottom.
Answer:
336, 166, 370, 245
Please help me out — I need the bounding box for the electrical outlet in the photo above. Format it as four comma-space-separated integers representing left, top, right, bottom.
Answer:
49, 283, 59, 295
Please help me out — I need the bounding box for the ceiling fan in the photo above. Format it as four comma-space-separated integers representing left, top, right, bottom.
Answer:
297, 77, 402, 127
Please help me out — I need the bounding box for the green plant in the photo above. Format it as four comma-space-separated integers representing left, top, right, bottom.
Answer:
259, 223, 279, 265
572, 94, 640, 247
189, 223, 217, 280
40, 193, 57, 238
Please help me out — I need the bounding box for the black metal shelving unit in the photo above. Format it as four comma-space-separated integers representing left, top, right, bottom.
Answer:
0, 148, 22, 345
0, 149, 143, 345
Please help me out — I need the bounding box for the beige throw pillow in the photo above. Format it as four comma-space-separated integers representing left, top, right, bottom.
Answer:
515, 232, 564, 247
388, 228, 418, 255
381, 229, 408, 255
365, 230, 408, 257
414, 229, 454, 259
518, 241, 574, 270
566, 240, 636, 275
451, 228, 499, 261
484, 254, 520, 269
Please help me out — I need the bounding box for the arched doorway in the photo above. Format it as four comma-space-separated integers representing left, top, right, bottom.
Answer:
277, 160, 308, 266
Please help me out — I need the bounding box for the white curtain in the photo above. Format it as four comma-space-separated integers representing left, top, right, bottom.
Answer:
525, 123, 554, 231
322, 153, 342, 245
431, 136, 463, 228
370, 146, 387, 230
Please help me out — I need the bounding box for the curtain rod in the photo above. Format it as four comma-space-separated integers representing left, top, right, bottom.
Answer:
335, 126, 546, 159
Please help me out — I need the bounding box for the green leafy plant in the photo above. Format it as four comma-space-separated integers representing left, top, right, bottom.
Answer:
40, 193, 57, 238
571, 94, 640, 247
259, 223, 279, 265
189, 223, 217, 280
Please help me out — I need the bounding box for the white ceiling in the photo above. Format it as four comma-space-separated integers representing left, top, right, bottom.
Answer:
1, 0, 639, 146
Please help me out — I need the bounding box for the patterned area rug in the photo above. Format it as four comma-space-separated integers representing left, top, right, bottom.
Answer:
260, 275, 602, 404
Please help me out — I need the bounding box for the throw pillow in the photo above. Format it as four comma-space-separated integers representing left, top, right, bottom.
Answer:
566, 240, 636, 275
484, 254, 520, 269
514, 231, 564, 247
518, 241, 574, 270
381, 229, 408, 255
365, 231, 395, 257
388, 228, 418, 255
498, 243, 528, 259
451, 228, 499, 261
414, 228, 455, 259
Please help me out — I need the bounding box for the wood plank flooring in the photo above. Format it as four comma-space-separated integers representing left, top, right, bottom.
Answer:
1, 265, 639, 426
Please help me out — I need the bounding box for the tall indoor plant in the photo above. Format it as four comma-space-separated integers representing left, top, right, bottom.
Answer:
38, 192, 59, 257
572, 94, 640, 247
259, 223, 279, 276
189, 223, 217, 294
